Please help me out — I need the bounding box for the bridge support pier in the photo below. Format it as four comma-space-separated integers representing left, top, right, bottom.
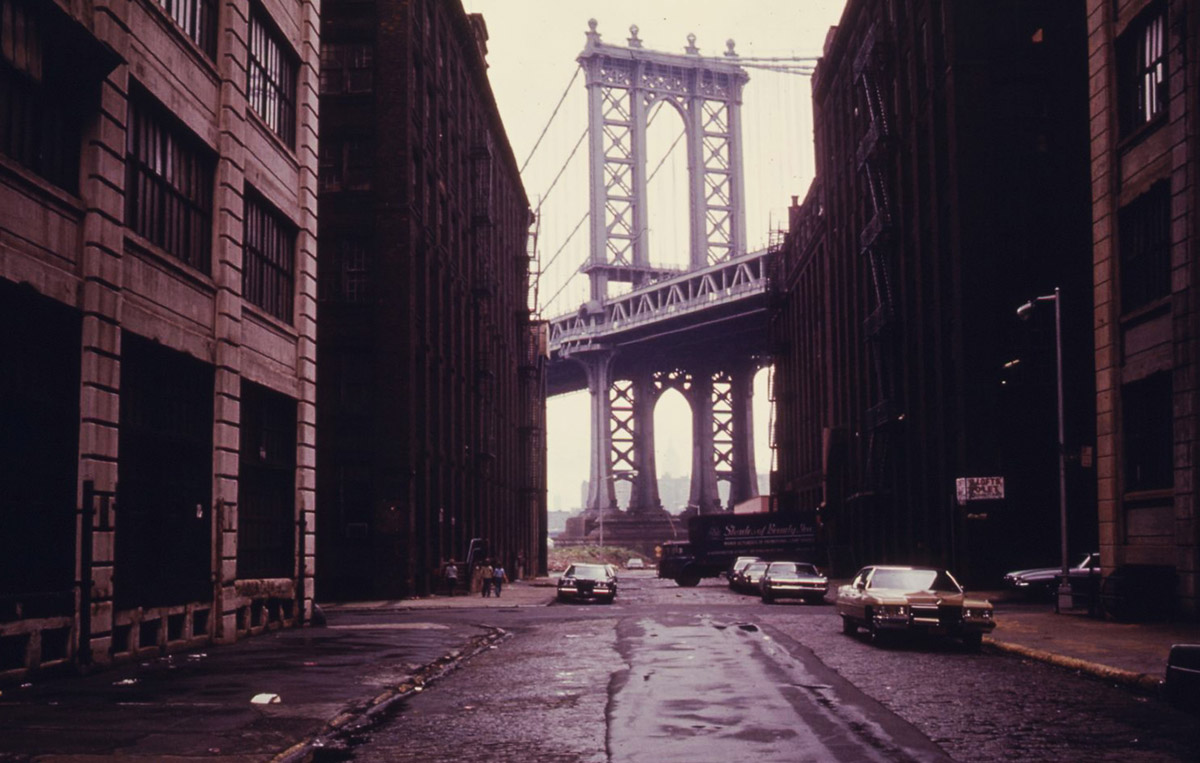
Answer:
729, 361, 760, 506
581, 350, 617, 515
628, 371, 663, 514
688, 371, 722, 513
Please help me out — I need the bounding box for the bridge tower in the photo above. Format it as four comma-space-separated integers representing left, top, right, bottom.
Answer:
570, 21, 758, 540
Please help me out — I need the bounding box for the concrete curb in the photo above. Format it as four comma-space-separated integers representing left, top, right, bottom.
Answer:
985, 637, 1163, 695
273, 626, 512, 762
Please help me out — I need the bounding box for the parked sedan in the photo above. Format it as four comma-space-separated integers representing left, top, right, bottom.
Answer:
733, 561, 770, 594
727, 556, 762, 589
1003, 553, 1100, 598
556, 563, 617, 604
836, 565, 995, 651
760, 561, 827, 604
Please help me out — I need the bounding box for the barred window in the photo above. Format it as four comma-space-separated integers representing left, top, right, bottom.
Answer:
153, 0, 216, 59
1119, 181, 1170, 313
248, 7, 296, 148
1, 0, 81, 191
320, 43, 373, 94
126, 90, 214, 272
1117, 2, 1166, 138
318, 137, 371, 192
1122, 373, 1172, 493
334, 238, 369, 302
243, 193, 295, 322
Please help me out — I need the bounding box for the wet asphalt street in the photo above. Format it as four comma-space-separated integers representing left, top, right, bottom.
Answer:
319, 572, 1200, 762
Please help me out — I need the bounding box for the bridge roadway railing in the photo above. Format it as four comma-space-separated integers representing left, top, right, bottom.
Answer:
548, 249, 771, 358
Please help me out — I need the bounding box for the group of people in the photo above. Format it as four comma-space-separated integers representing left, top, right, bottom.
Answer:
475, 559, 507, 597
440, 559, 507, 597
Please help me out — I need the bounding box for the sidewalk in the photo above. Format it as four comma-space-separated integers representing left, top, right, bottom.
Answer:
0, 579, 557, 762
982, 592, 1200, 693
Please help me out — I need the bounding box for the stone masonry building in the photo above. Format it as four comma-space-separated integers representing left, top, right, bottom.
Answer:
1087, 0, 1200, 616
1, 0, 319, 678
316, 0, 546, 600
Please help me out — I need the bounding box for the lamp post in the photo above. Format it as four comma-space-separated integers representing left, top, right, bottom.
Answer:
1017, 287, 1071, 612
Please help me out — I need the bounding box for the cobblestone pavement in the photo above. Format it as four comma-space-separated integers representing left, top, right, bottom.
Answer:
320, 573, 1200, 762
760, 610, 1198, 762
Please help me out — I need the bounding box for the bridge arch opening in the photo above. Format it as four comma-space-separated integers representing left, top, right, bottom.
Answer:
754, 365, 772, 497
653, 386, 692, 514
645, 99, 690, 272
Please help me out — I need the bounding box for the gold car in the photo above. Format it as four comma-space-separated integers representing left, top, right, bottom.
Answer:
836, 565, 995, 651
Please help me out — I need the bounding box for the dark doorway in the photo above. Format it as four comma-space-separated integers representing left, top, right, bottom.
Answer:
0, 282, 80, 618
115, 333, 213, 608
237, 381, 296, 579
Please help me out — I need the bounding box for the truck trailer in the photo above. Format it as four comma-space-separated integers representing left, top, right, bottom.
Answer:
657, 511, 818, 586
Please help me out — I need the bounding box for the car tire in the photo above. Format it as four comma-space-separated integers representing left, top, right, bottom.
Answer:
677, 573, 701, 587
602, 596, 615, 605
841, 616, 857, 636
806, 595, 824, 605
963, 632, 983, 653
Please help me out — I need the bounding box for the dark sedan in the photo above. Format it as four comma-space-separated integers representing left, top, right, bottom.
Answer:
1003, 553, 1100, 598
556, 563, 617, 604
760, 561, 828, 604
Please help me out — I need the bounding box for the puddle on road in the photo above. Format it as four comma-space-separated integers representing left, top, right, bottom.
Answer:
326, 623, 450, 630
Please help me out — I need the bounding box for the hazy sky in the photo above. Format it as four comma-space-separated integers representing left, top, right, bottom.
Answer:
460, 0, 848, 512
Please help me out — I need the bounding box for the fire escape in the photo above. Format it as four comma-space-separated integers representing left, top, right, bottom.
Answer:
854, 24, 898, 495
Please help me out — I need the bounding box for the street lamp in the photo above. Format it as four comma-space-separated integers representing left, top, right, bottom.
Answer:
1017, 287, 1071, 612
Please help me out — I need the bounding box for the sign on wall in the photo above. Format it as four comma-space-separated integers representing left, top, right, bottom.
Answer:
955, 476, 1005, 505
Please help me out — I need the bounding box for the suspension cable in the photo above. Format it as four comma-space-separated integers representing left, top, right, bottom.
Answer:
540, 210, 590, 276
541, 265, 585, 312
536, 125, 588, 211
519, 67, 581, 174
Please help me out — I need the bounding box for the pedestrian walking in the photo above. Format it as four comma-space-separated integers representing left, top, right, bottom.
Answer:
480, 560, 494, 597
443, 562, 458, 596
492, 563, 507, 597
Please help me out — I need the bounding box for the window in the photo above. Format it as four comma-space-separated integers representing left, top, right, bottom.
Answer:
243, 192, 295, 322
248, 7, 297, 148
1, 0, 81, 191
320, 43, 373, 94
126, 90, 214, 272
318, 138, 372, 192
323, 237, 370, 303
153, 0, 217, 59
1122, 373, 1172, 493
1117, 3, 1166, 137
1119, 181, 1170, 312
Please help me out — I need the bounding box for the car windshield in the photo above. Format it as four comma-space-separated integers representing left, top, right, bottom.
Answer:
769, 562, 819, 576
566, 564, 607, 578
745, 562, 768, 575
869, 568, 961, 593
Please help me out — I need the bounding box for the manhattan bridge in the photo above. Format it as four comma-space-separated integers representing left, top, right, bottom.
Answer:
531, 20, 815, 550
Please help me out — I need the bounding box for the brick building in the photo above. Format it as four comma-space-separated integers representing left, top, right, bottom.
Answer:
1, 0, 319, 678
769, 0, 1095, 583
317, 0, 546, 600
1087, 0, 1200, 616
